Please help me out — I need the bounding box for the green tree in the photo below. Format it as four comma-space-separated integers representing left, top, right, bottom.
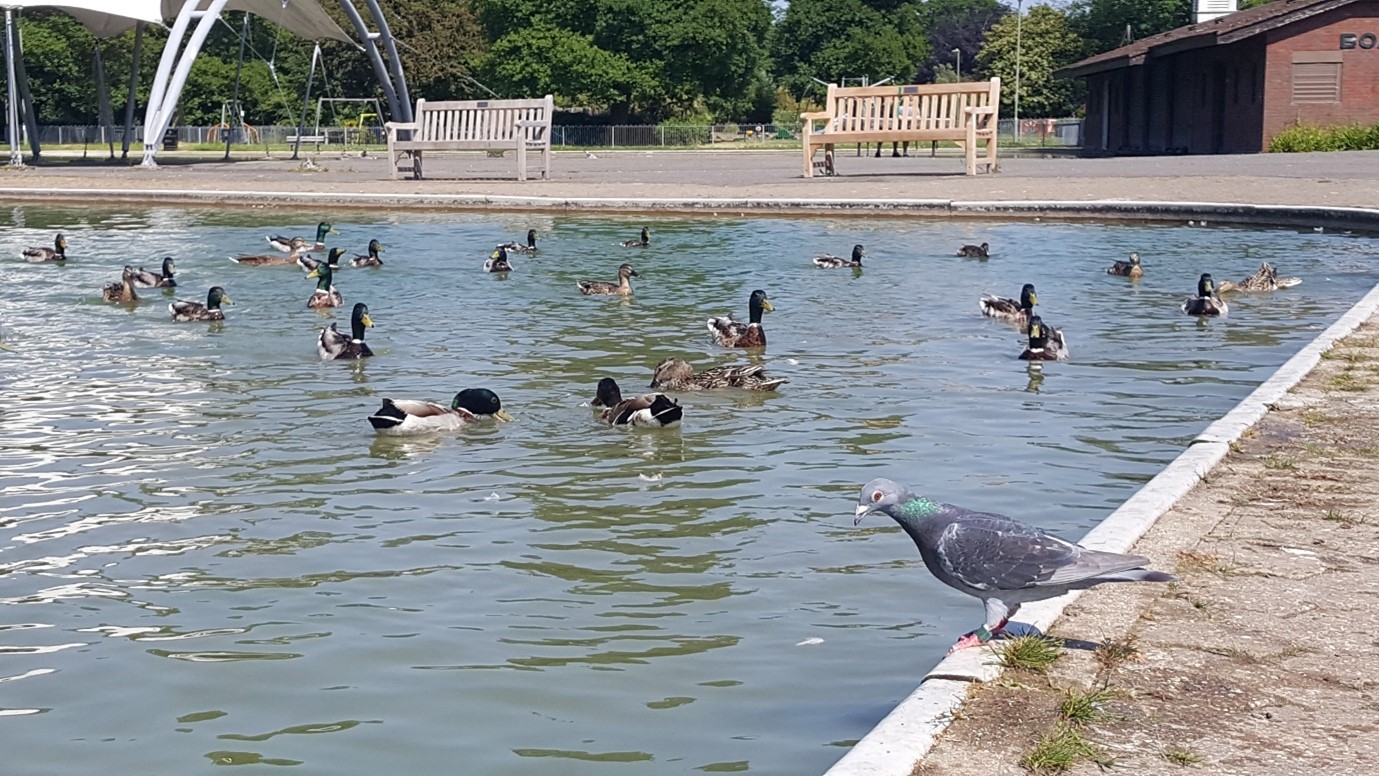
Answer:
912, 0, 1008, 82
476, 25, 660, 118
771, 0, 929, 98
1066, 0, 1189, 56
976, 5, 1083, 118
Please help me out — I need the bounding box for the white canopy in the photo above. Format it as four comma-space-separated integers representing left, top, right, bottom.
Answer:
2, 0, 351, 42
1, 1, 163, 38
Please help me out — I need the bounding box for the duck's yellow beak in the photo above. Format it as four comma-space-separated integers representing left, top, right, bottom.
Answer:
761, 300, 774, 312
1030, 292, 1038, 306
361, 314, 374, 328
328, 226, 339, 234
307, 268, 320, 279
490, 249, 502, 259
221, 294, 234, 305
495, 408, 514, 422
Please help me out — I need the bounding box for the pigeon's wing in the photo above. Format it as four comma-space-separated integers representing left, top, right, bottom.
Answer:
932, 510, 1091, 592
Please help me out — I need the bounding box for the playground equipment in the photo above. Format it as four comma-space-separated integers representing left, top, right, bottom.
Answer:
212, 100, 258, 144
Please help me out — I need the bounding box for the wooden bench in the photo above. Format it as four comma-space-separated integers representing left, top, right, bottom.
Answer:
384, 95, 553, 181
800, 79, 1000, 177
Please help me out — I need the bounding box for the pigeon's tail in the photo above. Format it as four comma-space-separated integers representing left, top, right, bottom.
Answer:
1099, 568, 1177, 584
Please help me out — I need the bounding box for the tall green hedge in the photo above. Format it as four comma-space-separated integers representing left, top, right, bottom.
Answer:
1269, 122, 1379, 153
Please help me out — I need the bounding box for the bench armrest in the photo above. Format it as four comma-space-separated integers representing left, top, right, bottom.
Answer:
963, 106, 996, 116
385, 121, 418, 140
800, 111, 829, 121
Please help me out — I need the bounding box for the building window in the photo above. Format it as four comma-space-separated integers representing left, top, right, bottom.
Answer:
1291, 53, 1342, 104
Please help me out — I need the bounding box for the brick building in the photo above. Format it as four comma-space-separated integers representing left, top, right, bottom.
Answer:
1058, 0, 1379, 154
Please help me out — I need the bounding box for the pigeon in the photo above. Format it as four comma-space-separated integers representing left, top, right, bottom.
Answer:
853, 478, 1176, 653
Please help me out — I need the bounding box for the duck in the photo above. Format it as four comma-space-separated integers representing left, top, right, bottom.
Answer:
497, 229, 538, 254
485, 246, 515, 273
231, 246, 302, 266
621, 227, 650, 248
102, 266, 140, 303
132, 256, 177, 288
267, 221, 336, 253
979, 283, 1037, 326
577, 263, 638, 295
170, 286, 232, 322
306, 262, 344, 308
1182, 273, 1229, 316
368, 388, 513, 434
591, 377, 683, 427
1107, 251, 1143, 278
23, 233, 66, 262
707, 289, 773, 348
957, 242, 989, 258
351, 239, 384, 267
299, 247, 346, 274
318, 302, 374, 360
814, 244, 865, 269
1216, 262, 1302, 293
1018, 314, 1070, 361
649, 357, 787, 392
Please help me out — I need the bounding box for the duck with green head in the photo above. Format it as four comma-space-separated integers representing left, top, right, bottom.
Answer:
368, 388, 513, 434
300, 247, 345, 274
306, 262, 344, 308
979, 283, 1037, 326
496, 229, 538, 254
1182, 273, 1228, 316
1018, 314, 1069, 361
268, 221, 336, 253
707, 289, 773, 348
351, 239, 384, 267
318, 302, 374, 360
170, 286, 232, 322
132, 257, 177, 288
621, 227, 650, 248
23, 233, 66, 262
592, 377, 683, 427
813, 244, 865, 269
485, 247, 515, 273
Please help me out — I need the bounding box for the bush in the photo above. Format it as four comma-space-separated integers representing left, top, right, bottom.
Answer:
1269, 121, 1379, 152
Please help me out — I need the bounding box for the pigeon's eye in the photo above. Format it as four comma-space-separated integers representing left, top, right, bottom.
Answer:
871, 491, 883, 502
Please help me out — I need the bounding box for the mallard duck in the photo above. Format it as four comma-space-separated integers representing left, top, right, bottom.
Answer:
368, 388, 513, 434
979, 283, 1037, 326
1018, 314, 1070, 361
231, 245, 302, 266
1217, 262, 1301, 293
592, 377, 683, 427
578, 263, 638, 295
957, 242, 989, 258
485, 246, 515, 273
1107, 252, 1143, 278
102, 266, 140, 303
497, 229, 538, 254
814, 244, 865, 269
707, 289, 773, 348
306, 262, 343, 308
267, 221, 336, 253
649, 357, 787, 391
299, 247, 345, 273
351, 239, 384, 267
170, 286, 232, 322
23, 233, 66, 262
1182, 273, 1228, 316
132, 256, 177, 288
621, 227, 650, 248
318, 302, 374, 360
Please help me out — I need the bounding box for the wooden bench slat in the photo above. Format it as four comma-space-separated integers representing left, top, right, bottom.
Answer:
386, 94, 554, 181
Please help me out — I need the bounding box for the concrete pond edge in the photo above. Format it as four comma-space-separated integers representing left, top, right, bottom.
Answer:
822, 281, 1379, 776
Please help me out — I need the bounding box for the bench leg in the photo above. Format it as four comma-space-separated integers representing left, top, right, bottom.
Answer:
413, 151, 423, 181
824, 145, 835, 176
985, 135, 999, 174
803, 140, 815, 178
517, 140, 527, 182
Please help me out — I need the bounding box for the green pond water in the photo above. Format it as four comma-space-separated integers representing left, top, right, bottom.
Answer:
0, 206, 1375, 774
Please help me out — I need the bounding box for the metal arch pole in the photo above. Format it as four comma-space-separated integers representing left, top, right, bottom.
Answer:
335, 0, 401, 122
1014, 0, 1023, 142
224, 12, 248, 161
121, 22, 143, 161
4, 8, 19, 167
291, 44, 320, 161
363, 0, 411, 121
11, 16, 39, 160
144, 1, 233, 167
94, 45, 115, 158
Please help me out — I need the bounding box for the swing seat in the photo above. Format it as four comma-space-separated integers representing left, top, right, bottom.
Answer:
385, 95, 554, 181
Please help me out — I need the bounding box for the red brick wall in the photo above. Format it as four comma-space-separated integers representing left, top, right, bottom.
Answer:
1264, 1, 1379, 146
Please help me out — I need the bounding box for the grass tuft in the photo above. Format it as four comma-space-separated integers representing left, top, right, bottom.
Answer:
1094, 634, 1141, 672
1020, 723, 1113, 772
1162, 746, 1205, 766
1323, 509, 1366, 527
994, 634, 1064, 672
1057, 686, 1116, 725
1263, 453, 1297, 470
1175, 549, 1233, 576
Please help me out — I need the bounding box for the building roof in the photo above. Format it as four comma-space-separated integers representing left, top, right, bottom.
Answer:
1057, 0, 1361, 78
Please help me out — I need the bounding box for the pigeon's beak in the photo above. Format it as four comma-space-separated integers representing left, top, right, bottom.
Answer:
854, 504, 873, 526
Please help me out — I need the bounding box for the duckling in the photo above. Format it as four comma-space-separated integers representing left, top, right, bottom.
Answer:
592, 377, 683, 427
299, 247, 345, 274
132, 256, 177, 288
1107, 251, 1143, 278
170, 286, 232, 322
1216, 262, 1302, 293
23, 233, 66, 262
649, 358, 787, 392
621, 227, 650, 248
485, 246, 515, 273
1182, 273, 1228, 316
814, 244, 865, 269
267, 221, 336, 253
368, 388, 513, 434
306, 262, 344, 308
497, 229, 538, 254
102, 265, 140, 303
707, 289, 773, 348
979, 283, 1037, 326
351, 239, 384, 267
318, 302, 374, 360
957, 242, 989, 258
1018, 314, 1070, 361
578, 263, 638, 295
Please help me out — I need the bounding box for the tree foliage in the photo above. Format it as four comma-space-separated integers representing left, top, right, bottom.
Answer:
1066, 0, 1189, 57
771, 0, 929, 99
913, 0, 1008, 82
976, 6, 1084, 118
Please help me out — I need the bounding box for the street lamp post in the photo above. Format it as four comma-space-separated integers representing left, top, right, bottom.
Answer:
1014, 0, 1023, 142
952, 48, 962, 81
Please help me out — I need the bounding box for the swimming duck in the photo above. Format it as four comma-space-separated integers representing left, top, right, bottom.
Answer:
368, 388, 513, 434
979, 283, 1037, 326
814, 244, 865, 269
578, 263, 638, 295
231, 246, 302, 266
957, 242, 989, 258
1216, 262, 1301, 293
267, 221, 336, 253
497, 229, 538, 254
485, 246, 515, 273
306, 262, 344, 308
351, 239, 384, 267
170, 286, 232, 322
299, 247, 346, 274
591, 377, 683, 427
649, 357, 787, 391
1107, 252, 1143, 278
102, 266, 140, 303
1182, 273, 1228, 316
23, 233, 66, 262
707, 289, 773, 348
621, 227, 650, 248
318, 302, 374, 360
132, 256, 177, 288
1018, 314, 1070, 361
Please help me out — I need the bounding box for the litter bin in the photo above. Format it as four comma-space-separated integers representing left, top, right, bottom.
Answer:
162, 127, 179, 151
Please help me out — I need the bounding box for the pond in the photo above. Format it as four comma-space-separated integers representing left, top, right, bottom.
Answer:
0, 206, 1374, 774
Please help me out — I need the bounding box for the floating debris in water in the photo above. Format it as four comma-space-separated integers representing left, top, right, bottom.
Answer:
795, 637, 824, 647
787, 358, 799, 365
639, 473, 663, 482
484, 492, 502, 502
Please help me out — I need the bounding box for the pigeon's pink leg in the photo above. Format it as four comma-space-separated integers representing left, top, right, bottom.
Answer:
947, 618, 1009, 654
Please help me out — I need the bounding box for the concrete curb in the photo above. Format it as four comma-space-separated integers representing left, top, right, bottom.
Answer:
823, 281, 1379, 776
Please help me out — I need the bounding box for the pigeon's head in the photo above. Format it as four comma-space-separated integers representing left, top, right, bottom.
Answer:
855, 478, 913, 526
